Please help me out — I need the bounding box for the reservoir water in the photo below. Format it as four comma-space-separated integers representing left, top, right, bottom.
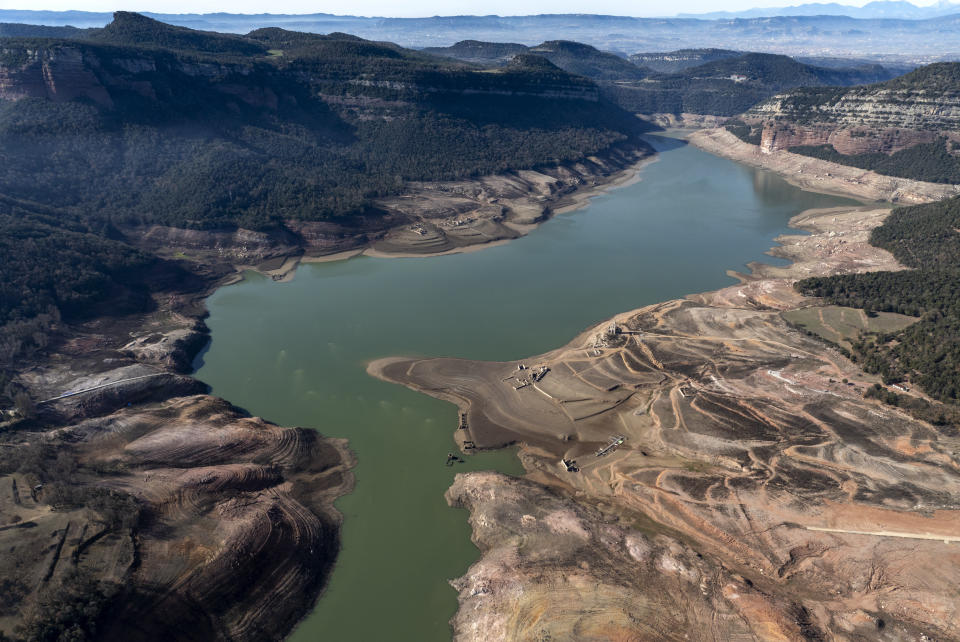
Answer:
194, 135, 856, 641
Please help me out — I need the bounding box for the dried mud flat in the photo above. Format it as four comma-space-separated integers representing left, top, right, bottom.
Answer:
0, 140, 653, 640
0, 285, 354, 640
371, 176, 960, 639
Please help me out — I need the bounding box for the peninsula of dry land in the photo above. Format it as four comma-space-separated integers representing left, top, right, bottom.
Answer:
371, 131, 960, 641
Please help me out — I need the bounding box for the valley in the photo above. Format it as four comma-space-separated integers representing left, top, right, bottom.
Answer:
2, 8, 960, 642
372, 170, 960, 641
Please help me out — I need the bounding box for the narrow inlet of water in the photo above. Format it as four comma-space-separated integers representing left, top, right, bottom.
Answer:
194, 135, 857, 641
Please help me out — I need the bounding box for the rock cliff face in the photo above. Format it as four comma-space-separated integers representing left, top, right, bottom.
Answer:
741, 63, 960, 154
0, 46, 113, 106
756, 123, 943, 156
0, 37, 599, 118
0, 42, 282, 113
689, 128, 960, 204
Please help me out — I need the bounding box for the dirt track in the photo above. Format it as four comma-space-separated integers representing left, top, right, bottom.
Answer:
372, 177, 960, 640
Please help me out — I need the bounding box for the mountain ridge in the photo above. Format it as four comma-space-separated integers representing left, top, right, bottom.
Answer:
1, 9, 958, 58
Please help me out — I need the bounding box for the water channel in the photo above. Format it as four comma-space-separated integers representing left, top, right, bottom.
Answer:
195, 134, 856, 640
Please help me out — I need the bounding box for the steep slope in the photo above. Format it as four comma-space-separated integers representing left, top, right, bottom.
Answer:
419, 43, 900, 118
731, 62, 960, 183
89, 10, 266, 55
0, 14, 649, 233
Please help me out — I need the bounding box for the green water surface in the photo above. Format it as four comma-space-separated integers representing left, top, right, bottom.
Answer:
194, 135, 856, 641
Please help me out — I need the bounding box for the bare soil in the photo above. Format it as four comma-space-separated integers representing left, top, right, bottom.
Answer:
371, 149, 960, 640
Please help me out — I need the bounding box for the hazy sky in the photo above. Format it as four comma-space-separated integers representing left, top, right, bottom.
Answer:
0, 0, 945, 17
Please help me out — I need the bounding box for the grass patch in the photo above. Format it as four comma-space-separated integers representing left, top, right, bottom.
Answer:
783, 305, 916, 351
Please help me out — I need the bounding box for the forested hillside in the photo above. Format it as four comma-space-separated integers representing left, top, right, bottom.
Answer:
526, 40, 647, 81
0, 12, 651, 372
789, 138, 960, 184
0, 199, 162, 363
797, 196, 960, 403
423, 38, 648, 81
0, 22, 91, 38
0, 13, 646, 232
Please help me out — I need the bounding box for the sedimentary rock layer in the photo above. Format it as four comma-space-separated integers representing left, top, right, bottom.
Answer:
689, 128, 960, 204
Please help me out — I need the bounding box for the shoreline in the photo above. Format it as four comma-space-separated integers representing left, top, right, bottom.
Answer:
219, 147, 658, 282
367, 132, 906, 401
365, 131, 960, 642
366, 200, 895, 437
357, 155, 658, 259
188, 142, 657, 637
9, 125, 937, 640
688, 127, 960, 204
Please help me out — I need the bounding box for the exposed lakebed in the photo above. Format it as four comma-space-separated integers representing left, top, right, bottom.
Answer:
195, 134, 856, 641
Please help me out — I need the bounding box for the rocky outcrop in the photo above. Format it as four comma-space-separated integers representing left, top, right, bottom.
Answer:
0, 46, 112, 106
689, 128, 960, 204
130, 225, 304, 265
639, 112, 731, 129
121, 324, 210, 373
742, 63, 960, 155
748, 89, 960, 136
756, 123, 942, 155
36, 364, 207, 424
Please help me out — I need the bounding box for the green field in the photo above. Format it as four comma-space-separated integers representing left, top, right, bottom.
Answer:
783, 305, 917, 350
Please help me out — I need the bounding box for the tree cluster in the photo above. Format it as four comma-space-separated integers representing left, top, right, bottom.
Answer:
789, 138, 960, 184
797, 196, 960, 403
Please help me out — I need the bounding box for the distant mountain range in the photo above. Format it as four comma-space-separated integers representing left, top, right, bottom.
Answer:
1, 9, 960, 60
679, 1, 960, 20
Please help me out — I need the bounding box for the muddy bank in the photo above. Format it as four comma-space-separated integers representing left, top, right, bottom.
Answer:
372, 178, 960, 638
123, 142, 654, 282
0, 268, 355, 641
0, 136, 656, 640
689, 127, 960, 204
